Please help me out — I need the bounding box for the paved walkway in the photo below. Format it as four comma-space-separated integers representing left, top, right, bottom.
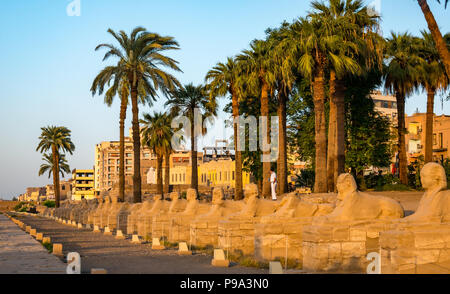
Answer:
16, 215, 268, 274
0, 214, 66, 274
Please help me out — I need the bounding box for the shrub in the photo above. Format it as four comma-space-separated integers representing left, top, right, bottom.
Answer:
43, 200, 56, 208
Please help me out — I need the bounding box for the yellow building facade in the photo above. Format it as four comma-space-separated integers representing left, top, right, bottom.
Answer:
154, 159, 251, 188
72, 169, 96, 201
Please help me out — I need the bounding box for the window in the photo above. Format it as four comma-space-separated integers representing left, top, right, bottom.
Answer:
126, 153, 132, 158
433, 134, 437, 145
439, 133, 443, 149
232, 171, 235, 180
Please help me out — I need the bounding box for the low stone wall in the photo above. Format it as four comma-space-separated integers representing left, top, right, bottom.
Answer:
218, 219, 260, 256
0, 201, 19, 212
254, 218, 314, 263
302, 221, 393, 273
380, 223, 450, 274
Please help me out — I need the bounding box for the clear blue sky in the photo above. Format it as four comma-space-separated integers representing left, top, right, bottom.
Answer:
0, 0, 449, 199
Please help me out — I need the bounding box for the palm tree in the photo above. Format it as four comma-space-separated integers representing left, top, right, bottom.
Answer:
238, 40, 277, 198
140, 112, 174, 198
418, 31, 450, 163
165, 84, 217, 193
267, 23, 298, 195
417, 0, 450, 78
93, 27, 182, 203
91, 73, 129, 202
284, 18, 329, 193
384, 32, 422, 185
309, 0, 382, 191
36, 126, 75, 207
38, 153, 71, 179
205, 57, 246, 199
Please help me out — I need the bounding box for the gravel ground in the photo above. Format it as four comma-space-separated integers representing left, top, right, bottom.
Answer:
15, 214, 268, 274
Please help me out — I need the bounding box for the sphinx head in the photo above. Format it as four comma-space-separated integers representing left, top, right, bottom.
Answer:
336, 173, 358, 200
244, 184, 259, 200
212, 187, 224, 205
186, 188, 197, 202
421, 162, 447, 191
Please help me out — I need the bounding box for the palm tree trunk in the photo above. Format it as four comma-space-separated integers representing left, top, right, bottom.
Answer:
164, 151, 170, 195
52, 145, 60, 208
130, 84, 142, 203
261, 81, 271, 199
190, 119, 198, 193
425, 86, 435, 163
396, 93, 408, 185
334, 79, 346, 190
312, 62, 328, 193
418, 0, 450, 78
156, 155, 163, 196
327, 71, 337, 192
232, 91, 244, 200
277, 90, 288, 195
119, 94, 127, 202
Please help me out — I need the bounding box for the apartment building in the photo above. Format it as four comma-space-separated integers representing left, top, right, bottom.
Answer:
72, 169, 96, 200
406, 113, 450, 163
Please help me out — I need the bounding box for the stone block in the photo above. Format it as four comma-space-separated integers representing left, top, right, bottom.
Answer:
115, 230, 125, 240
152, 238, 165, 250
53, 243, 63, 255
269, 262, 283, 274
414, 231, 446, 249
30, 229, 37, 237
103, 226, 112, 235
349, 228, 367, 242
43, 237, 51, 244
131, 234, 142, 244
178, 242, 192, 255
91, 268, 108, 274
36, 233, 43, 241
211, 249, 229, 267
25, 226, 31, 233
93, 225, 100, 232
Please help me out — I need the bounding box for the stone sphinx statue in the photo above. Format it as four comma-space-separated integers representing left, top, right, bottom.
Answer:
217, 184, 278, 255
167, 188, 211, 243
127, 201, 152, 235
137, 195, 170, 238
151, 192, 188, 239
402, 162, 450, 223
190, 187, 244, 247
314, 173, 404, 224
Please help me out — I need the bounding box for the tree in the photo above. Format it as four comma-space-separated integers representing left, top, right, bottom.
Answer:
417, 0, 450, 78
140, 112, 174, 198
284, 17, 329, 193
345, 72, 394, 187
266, 22, 299, 195
384, 32, 422, 185
165, 84, 217, 193
308, 0, 382, 192
238, 40, 277, 198
38, 153, 71, 179
93, 27, 182, 203
36, 126, 75, 208
205, 57, 245, 199
418, 31, 450, 163
91, 73, 129, 202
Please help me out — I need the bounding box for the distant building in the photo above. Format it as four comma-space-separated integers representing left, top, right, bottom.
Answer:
405, 113, 450, 164
72, 169, 96, 200
94, 128, 203, 192
371, 91, 398, 125
45, 180, 72, 201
